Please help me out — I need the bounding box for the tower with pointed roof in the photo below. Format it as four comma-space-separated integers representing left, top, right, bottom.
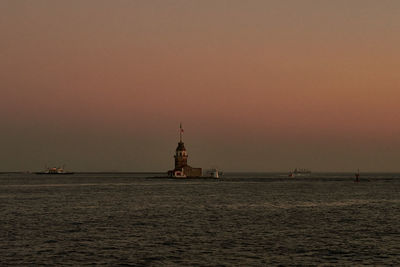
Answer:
174, 126, 188, 169
168, 123, 202, 177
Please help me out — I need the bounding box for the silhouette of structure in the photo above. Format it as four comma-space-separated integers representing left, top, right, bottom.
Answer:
355, 168, 360, 182
168, 123, 202, 178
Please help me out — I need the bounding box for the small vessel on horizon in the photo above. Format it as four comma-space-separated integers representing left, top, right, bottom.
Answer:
206, 168, 223, 179
289, 168, 311, 177
35, 166, 74, 175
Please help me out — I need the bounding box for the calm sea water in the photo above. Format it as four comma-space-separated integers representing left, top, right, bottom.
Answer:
1, 172, 399, 266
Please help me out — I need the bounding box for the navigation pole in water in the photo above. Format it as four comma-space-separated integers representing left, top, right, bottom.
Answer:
355, 168, 360, 182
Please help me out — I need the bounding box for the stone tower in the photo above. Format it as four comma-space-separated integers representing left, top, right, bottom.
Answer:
174, 141, 188, 169
168, 123, 202, 177
174, 123, 188, 169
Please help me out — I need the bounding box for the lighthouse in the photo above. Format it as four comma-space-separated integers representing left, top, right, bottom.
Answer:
168, 123, 202, 178
174, 123, 188, 169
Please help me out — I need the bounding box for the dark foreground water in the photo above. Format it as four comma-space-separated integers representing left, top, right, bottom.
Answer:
0, 172, 399, 266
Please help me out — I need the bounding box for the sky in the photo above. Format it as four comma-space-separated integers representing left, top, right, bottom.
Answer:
0, 0, 399, 172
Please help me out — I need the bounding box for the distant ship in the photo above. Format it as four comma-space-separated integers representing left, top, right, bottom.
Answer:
289, 168, 311, 177
35, 166, 74, 175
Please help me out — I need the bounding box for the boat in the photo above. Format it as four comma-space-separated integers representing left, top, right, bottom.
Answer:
289, 168, 311, 177
206, 168, 222, 178
35, 166, 74, 175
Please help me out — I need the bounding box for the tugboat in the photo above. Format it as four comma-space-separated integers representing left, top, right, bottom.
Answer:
35, 166, 74, 175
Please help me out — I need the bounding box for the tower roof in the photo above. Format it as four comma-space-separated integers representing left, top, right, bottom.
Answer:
176, 141, 186, 151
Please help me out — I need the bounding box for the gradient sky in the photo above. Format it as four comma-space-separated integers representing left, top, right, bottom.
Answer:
1, 0, 399, 172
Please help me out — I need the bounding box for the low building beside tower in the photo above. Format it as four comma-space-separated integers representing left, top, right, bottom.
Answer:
167, 124, 202, 178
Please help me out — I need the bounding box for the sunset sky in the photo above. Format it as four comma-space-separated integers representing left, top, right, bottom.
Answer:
1, 0, 399, 172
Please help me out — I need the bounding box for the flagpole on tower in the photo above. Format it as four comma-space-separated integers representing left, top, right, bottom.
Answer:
180, 122, 183, 142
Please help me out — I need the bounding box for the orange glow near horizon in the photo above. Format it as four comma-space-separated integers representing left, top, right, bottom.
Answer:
0, 1, 399, 171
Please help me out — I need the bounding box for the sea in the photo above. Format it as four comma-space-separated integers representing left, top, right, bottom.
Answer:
0, 172, 399, 266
